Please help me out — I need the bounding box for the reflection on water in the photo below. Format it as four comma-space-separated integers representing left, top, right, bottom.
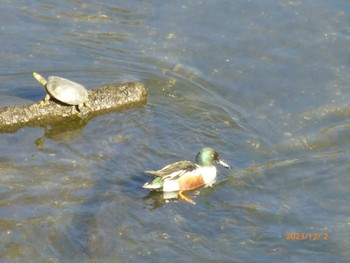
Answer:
1, 0, 350, 262
35, 119, 88, 148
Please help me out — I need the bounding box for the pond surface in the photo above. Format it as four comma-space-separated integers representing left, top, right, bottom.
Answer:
1, 0, 350, 262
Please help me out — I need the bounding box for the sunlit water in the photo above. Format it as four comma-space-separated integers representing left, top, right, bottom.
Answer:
1, 1, 350, 262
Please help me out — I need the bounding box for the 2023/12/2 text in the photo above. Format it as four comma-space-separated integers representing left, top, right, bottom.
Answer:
286, 233, 329, 241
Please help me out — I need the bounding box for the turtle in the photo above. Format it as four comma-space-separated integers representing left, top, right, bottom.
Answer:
33, 72, 92, 113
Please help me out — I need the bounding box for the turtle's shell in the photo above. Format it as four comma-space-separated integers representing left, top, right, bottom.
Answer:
46, 76, 88, 105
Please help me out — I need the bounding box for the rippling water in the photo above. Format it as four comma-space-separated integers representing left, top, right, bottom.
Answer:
1, 0, 350, 262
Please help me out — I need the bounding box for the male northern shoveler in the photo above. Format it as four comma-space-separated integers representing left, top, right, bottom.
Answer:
143, 147, 231, 204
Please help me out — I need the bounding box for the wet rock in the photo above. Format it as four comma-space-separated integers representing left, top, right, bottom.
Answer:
0, 82, 147, 133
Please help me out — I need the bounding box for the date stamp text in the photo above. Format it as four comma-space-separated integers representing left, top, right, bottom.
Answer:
286, 233, 329, 241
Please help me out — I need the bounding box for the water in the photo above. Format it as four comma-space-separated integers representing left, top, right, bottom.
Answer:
1, 0, 350, 262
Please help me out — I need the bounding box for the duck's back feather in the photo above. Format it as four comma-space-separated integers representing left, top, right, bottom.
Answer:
145, 161, 198, 179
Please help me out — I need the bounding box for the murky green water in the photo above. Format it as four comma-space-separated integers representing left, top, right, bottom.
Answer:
1, 0, 350, 262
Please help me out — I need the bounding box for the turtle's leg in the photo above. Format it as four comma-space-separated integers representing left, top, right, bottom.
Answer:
34, 72, 50, 106
76, 104, 85, 118
77, 104, 84, 113
84, 101, 93, 112
40, 94, 50, 106
72, 105, 80, 114
178, 191, 196, 204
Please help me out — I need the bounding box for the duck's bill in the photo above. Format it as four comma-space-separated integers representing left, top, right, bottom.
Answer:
218, 159, 231, 169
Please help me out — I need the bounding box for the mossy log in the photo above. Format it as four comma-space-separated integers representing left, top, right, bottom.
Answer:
0, 82, 147, 133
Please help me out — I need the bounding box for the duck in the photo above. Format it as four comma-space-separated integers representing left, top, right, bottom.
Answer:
143, 147, 231, 204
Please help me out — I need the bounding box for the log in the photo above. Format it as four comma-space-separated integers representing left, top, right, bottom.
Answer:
0, 82, 147, 133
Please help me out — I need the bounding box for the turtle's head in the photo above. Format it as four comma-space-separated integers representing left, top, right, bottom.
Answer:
195, 147, 231, 169
33, 72, 48, 86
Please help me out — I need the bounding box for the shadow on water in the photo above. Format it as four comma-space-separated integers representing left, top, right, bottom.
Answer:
35, 119, 88, 148
48, 196, 118, 260
46, 159, 120, 260
142, 188, 204, 210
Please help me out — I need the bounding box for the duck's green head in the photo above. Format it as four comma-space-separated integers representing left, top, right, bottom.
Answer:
195, 147, 231, 168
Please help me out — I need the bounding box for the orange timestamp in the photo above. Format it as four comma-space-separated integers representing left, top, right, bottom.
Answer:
286, 233, 329, 241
